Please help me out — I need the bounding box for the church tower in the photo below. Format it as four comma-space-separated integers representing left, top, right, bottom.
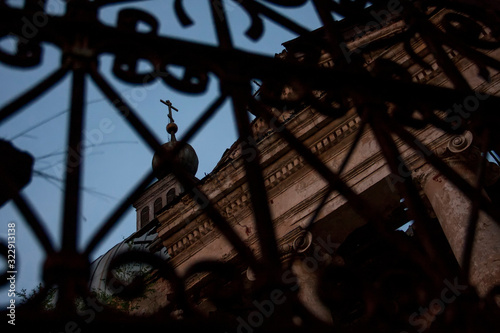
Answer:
133, 100, 199, 231
89, 100, 198, 294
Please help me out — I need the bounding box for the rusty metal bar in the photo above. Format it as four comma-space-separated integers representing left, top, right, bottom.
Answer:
11, 192, 55, 255
209, 0, 233, 49
0, 160, 56, 254
88, 67, 163, 153
0, 66, 69, 123
231, 88, 281, 271
301, 111, 368, 232
461, 129, 490, 277
84, 171, 156, 256
61, 69, 86, 252
370, 110, 448, 281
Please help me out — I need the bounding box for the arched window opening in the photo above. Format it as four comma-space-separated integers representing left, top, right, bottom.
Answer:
140, 207, 149, 225
154, 197, 163, 214
166, 188, 176, 204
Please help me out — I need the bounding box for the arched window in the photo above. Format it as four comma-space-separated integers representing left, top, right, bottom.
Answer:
154, 197, 162, 214
166, 188, 176, 204
140, 207, 149, 225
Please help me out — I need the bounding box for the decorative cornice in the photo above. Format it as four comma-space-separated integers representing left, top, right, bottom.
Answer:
154, 44, 500, 262
157, 113, 362, 261
157, 114, 459, 264
165, 219, 215, 258
262, 116, 361, 191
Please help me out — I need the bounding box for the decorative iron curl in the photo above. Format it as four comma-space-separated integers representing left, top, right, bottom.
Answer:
105, 250, 191, 314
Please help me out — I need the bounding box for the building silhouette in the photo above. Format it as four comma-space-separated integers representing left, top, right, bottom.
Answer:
90, 5, 500, 330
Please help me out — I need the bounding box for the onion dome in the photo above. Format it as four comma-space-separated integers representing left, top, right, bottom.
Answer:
152, 100, 199, 180
152, 141, 199, 179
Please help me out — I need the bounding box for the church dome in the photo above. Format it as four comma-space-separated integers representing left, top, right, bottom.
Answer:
152, 141, 199, 179
152, 99, 199, 180
89, 222, 169, 293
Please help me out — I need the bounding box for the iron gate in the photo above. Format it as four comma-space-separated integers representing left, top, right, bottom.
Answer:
1, 0, 500, 332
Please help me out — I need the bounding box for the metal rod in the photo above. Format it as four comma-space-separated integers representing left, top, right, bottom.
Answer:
84, 170, 156, 256
209, 0, 233, 49
61, 69, 86, 252
461, 129, 490, 277
0, 158, 56, 254
371, 111, 447, 282
231, 85, 281, 271
0, 65, 69, 123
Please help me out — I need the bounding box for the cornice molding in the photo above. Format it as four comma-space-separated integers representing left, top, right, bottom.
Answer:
157, 112, 364, 261
155, 114, 457, 265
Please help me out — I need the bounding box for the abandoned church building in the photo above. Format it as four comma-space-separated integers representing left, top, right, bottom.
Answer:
89, 5, 500, 331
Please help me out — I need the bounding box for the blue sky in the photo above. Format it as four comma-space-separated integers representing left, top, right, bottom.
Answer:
0, 0, 322, 301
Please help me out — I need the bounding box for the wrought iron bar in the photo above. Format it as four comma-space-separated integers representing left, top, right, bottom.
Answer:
231, 88, 281, 272
370, 109, 448, 281
84, 171, 156, 256
461, 129, 490, 276
61, 69, 86, 252
0, 66, 69, 123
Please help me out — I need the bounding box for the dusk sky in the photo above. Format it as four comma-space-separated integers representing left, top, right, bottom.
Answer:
0, 0, 322, 302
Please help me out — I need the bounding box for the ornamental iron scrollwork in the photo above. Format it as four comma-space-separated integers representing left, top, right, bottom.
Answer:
1, 0, 500, 332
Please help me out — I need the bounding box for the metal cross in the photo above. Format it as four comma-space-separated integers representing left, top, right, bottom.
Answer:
160, 99, 178, 123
